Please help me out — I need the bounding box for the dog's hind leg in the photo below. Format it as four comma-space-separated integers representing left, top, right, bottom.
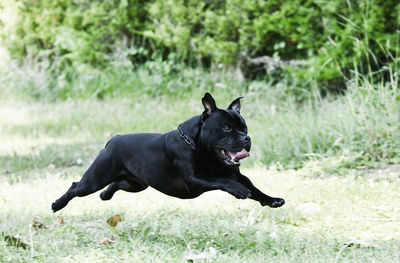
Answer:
51, 149, 119, 212
51, 181, 79, 212
99, 178, 148, 201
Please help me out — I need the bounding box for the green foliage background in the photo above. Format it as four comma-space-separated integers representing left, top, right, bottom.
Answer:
2, 0, 399, 93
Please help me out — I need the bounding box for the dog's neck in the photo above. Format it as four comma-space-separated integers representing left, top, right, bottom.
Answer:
177, 115, 202, 151
177, 124, 198, 151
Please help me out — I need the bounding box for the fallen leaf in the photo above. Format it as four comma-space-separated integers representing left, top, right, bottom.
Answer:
4, 235, 29, 249
57, 216, 65, 225
100, 237, 115, 245
106, 214, 122, 227
32, 219, 46, 230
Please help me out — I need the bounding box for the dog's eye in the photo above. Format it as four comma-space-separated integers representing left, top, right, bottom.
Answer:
223, 125, 232, 131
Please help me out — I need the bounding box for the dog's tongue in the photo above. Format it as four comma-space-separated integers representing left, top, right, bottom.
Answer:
229, 151, 250, 160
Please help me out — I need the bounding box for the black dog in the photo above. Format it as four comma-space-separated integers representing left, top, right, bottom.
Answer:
52, 93, 285, 212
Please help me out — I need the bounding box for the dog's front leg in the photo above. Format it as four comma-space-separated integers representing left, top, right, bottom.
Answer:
188, 174, 252, 199
232, 173, 285, 208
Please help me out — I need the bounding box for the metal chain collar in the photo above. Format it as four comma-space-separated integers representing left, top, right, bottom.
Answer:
177, 124, 198, 151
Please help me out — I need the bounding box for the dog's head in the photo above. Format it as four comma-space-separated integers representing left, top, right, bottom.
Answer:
198, 93, 251, 166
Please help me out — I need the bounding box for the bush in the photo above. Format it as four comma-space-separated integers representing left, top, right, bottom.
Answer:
1, 0, 399, 93
3, 0, 150, 69
314, 0, 400, 91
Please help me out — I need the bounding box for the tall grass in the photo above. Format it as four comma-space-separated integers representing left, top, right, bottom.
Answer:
1, 74, 399, 173
247, 79, 400, 170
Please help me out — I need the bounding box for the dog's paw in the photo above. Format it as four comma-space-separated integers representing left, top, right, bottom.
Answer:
270, 198, 285, 208
261, 197, 285, 208
99, 190, 113, 201
51, 202, 60, 213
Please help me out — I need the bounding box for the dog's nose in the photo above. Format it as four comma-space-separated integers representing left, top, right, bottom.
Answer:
244, 136, 250, 142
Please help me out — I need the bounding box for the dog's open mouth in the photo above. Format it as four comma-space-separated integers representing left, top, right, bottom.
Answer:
215, 147, 250, 165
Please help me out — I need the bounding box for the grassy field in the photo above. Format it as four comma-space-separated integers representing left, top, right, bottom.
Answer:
1, 95, 400, 262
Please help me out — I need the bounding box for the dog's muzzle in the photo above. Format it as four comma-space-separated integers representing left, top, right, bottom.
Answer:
215, 139, 251, 166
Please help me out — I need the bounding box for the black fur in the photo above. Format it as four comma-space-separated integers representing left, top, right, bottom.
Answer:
52, 93, 284, 212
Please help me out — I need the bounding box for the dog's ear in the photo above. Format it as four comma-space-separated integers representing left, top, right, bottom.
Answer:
202, 92, 217, 116
227, 96, 243, 113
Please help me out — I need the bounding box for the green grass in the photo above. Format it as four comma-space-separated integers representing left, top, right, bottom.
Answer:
1, 164, 400, 262
1, 92, 400, 262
